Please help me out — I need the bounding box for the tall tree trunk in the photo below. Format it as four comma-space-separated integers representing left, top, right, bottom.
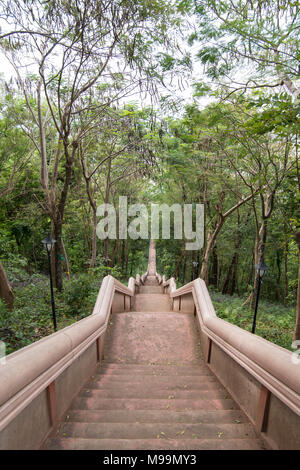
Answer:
90, 206, 97, 269
222, 255, 235, 295
250, 222, 266, 309
110, 239, 117, 267
80, 146, 98, 269
174, 245, 184, 279
283, 228, 289, 306
293, 232, 300, 341
61, 238, 71, 280
124, 240, 128, 275
117, 239, 121, 266
230, 251, 239, 296
52, 141, 76, 291
0, 261, 14, 311
186, 251, 191, 283
210, 244, 218, 287
103, 157, 111, 264
250, 192, 274, 309
182, 254, 186, 284
275, 249, 281, 301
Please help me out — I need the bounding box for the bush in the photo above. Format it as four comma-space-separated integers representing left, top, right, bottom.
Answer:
62, 272, 100, 318
0, 270, 104, 354
210, 291, 296, 351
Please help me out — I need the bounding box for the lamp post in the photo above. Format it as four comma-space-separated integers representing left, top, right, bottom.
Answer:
251, 259, 269, 334
42, 234, 57, 332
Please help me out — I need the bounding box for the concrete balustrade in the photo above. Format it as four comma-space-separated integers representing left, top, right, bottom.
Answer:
0, 273, 144, 449
1, 235, 299, 450
166, 276, 300, 449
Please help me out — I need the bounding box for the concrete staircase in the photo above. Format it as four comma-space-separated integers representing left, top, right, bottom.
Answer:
43, 276, 265, 450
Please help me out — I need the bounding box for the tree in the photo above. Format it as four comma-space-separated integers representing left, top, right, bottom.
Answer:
192, 0, 300, 100
0, 261, 14, 310
0, 0, 183, 290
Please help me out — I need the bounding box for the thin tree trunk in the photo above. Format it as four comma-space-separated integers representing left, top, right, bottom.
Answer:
275, 249, 281, 301
125, 240, 128, 275
210, 244, 218, 287
53, 145, 75, 291
250, 192, 274, 309
61, 238, 71, 280
293, 232, 300, 341
103, 157, 111, 264
222, 255, 235, 295
230, 251, 239, 296
174, 246, 184, 278
0, 261, 14, 311
182, 254, 186, 284
283, 227, 288, 306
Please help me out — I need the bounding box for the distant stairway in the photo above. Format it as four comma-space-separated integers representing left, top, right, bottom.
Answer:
44, 275, 265, 450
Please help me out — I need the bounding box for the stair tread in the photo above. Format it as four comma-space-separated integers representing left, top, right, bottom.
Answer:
85, 380, 220, 390
79, 389, 228, 399
44, 437, 265, 450
96, 369, 209, 375
55, 422, 257, 440
71, 397, 237, 410
64, 409, 247, 424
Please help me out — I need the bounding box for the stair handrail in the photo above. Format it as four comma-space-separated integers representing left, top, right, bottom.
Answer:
0, 272, 143, 437
165, 276, 300, 416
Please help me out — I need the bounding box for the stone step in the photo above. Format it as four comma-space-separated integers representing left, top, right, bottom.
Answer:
65, 409, 248, 424
144, 276, 159, 286
103, 312, 201, 364
54, 421, 257, 440
100, 362, 206, 371
79, 388, 228, 400
71, 397, 237, 411
86, 378, 220, 390
131, 294, 172, 312
96, 366, 210, 376
139, 285, 164, 293
44, 437, 265, 450
89, 377, 217, 391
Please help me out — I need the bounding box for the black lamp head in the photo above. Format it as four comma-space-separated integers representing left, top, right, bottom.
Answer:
255, 259, 269, 279
42, 233, 56, 253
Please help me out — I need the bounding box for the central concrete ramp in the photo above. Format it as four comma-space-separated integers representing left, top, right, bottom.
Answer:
44, 275, 265, 450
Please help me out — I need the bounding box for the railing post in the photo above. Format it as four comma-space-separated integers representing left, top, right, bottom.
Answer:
47, 381, 57, 427
205, 337, 212, 364
256, 385, 271, 433
124, 295, 130, 311
96, 336, 103, 363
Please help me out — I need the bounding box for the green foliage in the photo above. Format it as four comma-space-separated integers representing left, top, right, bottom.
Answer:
0, 0, 299, 358
62, 272, 100, 318
0, 269, 103, 354
211, 291, 296, 351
